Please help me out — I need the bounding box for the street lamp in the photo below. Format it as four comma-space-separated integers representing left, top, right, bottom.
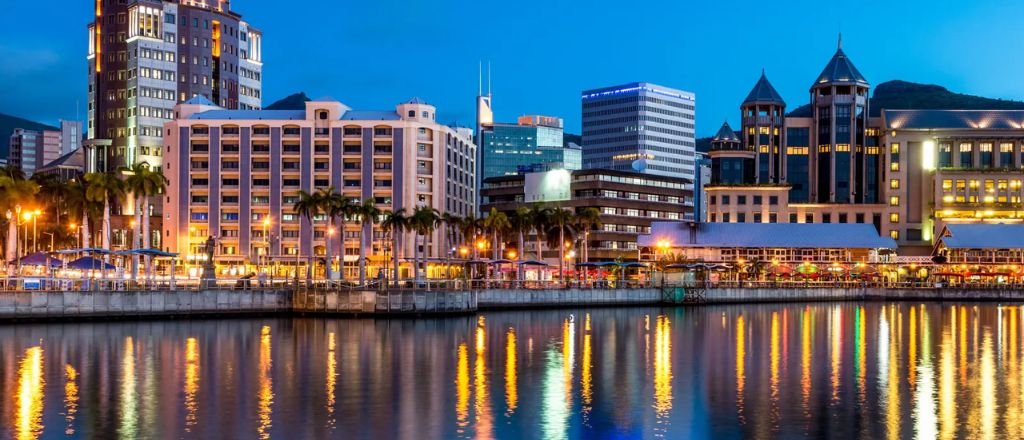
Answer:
69, 223, 79, 249
32, 209, 40, 253
327, 227, 335, 280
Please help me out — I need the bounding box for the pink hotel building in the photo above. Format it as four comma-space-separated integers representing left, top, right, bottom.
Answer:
163, 96, 477, 277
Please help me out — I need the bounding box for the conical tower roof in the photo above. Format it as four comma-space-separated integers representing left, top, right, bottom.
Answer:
812, 35, 868, 88
743, 70, 785, 105
712, 121, 741, 143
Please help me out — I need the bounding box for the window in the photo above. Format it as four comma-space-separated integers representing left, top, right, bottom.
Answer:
737, 213, 746, 223
769, 196, 778, 205
737, 195, 746, 205
722, 195, 730, 205
823, 213, 831, 223
805, 213, 813, 223
890, 230, 899, 240
889, 213, 899, 223
890, 179, 900, 189
789, 213, 798, 223
889, 196, 899, 206
890, 162, 899, 171
752, 196, 762, 205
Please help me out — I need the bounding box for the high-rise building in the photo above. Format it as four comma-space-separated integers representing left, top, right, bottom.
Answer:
479, 115, 582, 180
164, 97, 476, 278
59, 120, 82, 156
9, 128, 62, 176
87, 0, 263, 172
581, 82, 696, 179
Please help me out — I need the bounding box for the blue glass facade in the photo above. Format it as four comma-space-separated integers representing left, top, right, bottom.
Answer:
480, 123, 581, 179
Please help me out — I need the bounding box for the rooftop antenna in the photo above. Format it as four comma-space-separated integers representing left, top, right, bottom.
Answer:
487, 61, 492, 97
478, 61, 482, 96
838, 32, 843, 49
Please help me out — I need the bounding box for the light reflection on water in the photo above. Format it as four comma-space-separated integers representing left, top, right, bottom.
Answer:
7, 303, 1024, 438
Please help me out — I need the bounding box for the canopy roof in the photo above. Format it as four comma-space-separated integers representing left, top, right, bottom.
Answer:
67, 256, 116, 271
641, 222, 897, 249
712, 121, 741, 143
12, 252, 62, 268
938, 224, 1024, 249
743, 70, 786, 105
812, 38, 868, 88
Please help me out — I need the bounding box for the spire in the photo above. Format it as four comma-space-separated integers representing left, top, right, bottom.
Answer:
743, 70, 785, 105
838, 32, 842, 50
712, 121, 741, 143
812, 39, 869, 87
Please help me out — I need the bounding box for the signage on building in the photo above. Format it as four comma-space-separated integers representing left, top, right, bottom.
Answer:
524, 169, 571, 203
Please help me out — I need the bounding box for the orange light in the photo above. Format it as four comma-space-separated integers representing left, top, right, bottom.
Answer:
507, 250, 517, 259
69, 223, 77, 230
211, 21, 222, 58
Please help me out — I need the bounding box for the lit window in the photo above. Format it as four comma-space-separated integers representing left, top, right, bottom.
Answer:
890, 179, 900, 189
890, 230, 900, 240
942, 180, 953, 191
890, 213, 899, 223
890, 162, 899, 172
890, 143, 900, 154
889, 196, 899, 206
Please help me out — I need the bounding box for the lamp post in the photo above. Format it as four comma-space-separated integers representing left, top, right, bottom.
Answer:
262, 217, 271, 275
327, 227, 335, 282
656, 239, 671, 286
32, 210, 40, 253
69, 223, 79, 249
5, 210, 12, 280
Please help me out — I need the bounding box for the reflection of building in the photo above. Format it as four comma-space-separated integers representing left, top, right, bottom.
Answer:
8, 128, 62, 176
639, 222, 896, 264
480, 169, 693, 262
479, 115, 582, 180
581, 82, 696, 179
87, 0, 263, 171
164, 97, 476, 277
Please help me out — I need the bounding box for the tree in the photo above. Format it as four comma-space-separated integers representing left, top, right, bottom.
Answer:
64, 178, 95, 249
0, 167, 39, 267
356, 199, 381, 285
458, 214, 482, 280
32, 173, 68, 229
410, 206, 440, 284
293, 189, 322, 284
440, 212, 463, 280
321, 188, 353, 282
483, 208, 510, 261
528, 204, 552, 261
381, 209, 409, 287
548, 207, 575, 285
122, 163, 168, 280
572, 207, 602, 265
508, 207, 531, 282
84, 171, 125, 263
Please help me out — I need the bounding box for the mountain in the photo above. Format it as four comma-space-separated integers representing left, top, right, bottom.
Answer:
0, 113, 58, 159
265, 92, 311, 110
787, 80, 1024, 117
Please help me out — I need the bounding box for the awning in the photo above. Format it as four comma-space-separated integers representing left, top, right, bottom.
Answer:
67, 256, 116, 271
11, 252, 63, 268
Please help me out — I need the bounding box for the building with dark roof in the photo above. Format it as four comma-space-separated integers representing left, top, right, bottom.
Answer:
934, 224, 1024, 265
702, 35, 1024, 254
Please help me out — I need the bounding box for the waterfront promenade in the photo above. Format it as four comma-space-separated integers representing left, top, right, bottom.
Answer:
4, 281, 1024, 320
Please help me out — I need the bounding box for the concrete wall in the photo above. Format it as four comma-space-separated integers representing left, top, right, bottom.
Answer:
292, 289, 477, 315
478, 288, 662, 308
696, 287, 866, 303
0, 289, 292, 319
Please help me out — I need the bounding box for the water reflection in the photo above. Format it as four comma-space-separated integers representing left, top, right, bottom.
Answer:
9, 304, 1024, 437
15, 346, 44, 440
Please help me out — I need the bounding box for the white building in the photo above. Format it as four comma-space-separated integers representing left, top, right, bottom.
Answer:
581, 82, 696, 179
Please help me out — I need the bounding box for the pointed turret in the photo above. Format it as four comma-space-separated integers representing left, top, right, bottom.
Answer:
743, 70, 786, 105
712, 121, 741, 144
812, 36, 868, 88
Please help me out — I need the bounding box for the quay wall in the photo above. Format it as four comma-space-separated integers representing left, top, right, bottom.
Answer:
5, 287, 1024, 320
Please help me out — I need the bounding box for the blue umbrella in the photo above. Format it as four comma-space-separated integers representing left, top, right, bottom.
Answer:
12, 252, 63, 268
67, 256, 116, 271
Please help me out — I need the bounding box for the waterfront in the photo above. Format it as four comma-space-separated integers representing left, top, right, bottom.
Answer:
1, 302, 1023, 438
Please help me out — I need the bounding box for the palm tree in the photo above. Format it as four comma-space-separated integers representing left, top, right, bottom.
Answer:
573, 207, 602, 265
123, 163, 167, 279
356, 199, 381, 285
508, 207, 531, 282
381, 209, 409, 287
293, 189, 322, 284
32, 173, 68, 229
483, 208, 511, 261
0, 167, 39, 267
320, 188, 353, 282
458, 214, 481, 280
64, 179, 94, 249
84, 171, 125, 263
410, 206, 440, 284
528, 204, 552, 262
548, 207, 575, 285
440, 212, 462, 281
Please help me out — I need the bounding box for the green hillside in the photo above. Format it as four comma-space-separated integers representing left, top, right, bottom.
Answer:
787, 80, 1024, 117
0, 113, 58, 158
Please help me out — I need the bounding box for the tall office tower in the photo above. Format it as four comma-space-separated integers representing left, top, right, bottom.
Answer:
59, 120, 83, 155
479, 115, 582, 179
581, 82, 696, 179
9, 128, 62, 176
708, 121, 753, 184
474, 63, 493, 211
87, 0, 263, 172
741, 71, 786, 183
809, 37, 870, 203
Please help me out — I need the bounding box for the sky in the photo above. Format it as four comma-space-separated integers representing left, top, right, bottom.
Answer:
3, 0, 1024, 137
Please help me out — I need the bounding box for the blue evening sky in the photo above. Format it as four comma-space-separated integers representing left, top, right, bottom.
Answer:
2, 0, 1024, 136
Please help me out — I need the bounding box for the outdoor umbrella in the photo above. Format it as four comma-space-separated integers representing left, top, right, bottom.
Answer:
67, 256, 117, 271
13, 252, 63, 268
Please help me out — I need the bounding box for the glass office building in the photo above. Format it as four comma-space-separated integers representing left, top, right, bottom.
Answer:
480, 115, 581, 179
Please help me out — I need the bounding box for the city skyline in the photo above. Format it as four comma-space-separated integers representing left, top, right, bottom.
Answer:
4, 0, 1024, 137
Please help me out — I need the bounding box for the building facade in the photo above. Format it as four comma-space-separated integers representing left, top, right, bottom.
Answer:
8, 128, 62, 176
164, 97, 476, 278
481, 169, 694, 262
87, 0, 262, 172
59, 120, 83, 156
479, 115, 581, 180
581, 82, 696, 180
